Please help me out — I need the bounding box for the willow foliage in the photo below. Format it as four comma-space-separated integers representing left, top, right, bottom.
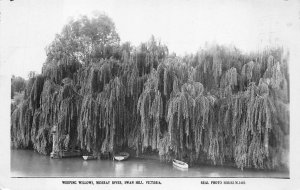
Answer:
137, 69, 163, 150
11, 27, 288, 171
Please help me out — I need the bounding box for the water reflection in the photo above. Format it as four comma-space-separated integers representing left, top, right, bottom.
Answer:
137, 164, 144, 173
173, 165, 189, 172
82, 161, 88, 166
114, 162, 125, 173
11, 150, 288, 178
208, 172, 221, 177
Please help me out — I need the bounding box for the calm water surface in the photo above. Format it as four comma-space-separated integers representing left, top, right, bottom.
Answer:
11, 150, 288, 178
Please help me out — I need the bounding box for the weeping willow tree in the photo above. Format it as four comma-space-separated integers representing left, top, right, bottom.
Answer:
146, 46, 287, 169
165, 81, 216, 162
77, 76, 126, 154
11, 14, 289, 171
137, 69, 163, 151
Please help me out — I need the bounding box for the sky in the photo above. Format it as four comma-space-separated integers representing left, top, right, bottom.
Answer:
0, 0, 299, 78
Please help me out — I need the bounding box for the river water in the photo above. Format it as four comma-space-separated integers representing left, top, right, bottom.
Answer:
11, 150, 288, 178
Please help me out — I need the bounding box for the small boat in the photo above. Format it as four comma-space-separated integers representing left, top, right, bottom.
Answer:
82, 155, 97, 160
51, 150, 82, 159
172, 159, 189, 169
61, 150, 82, 158
114, 152, 130, 161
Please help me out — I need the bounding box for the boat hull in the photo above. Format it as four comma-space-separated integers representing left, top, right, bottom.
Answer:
82, 156, 97, 160
50, 150, 82, 159
172, 159, 188, 169
114, 152, 130, 161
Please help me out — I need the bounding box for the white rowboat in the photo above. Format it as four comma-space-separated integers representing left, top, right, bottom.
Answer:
82, 155, 97, 160
114, 152, 130, 161
172, 159, 189, 169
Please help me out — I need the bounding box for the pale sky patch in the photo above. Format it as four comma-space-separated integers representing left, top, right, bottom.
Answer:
1, 0, 299, 78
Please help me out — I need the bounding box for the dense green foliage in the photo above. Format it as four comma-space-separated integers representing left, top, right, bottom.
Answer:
11, 14, 289, 170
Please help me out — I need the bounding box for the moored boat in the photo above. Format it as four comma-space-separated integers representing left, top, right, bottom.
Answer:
172, 159, 188, 169
114, 152, 130, 161
82, 155, 97, 160
50, 150, 82, 159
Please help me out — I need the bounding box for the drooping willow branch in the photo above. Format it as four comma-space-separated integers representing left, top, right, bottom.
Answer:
11, 43, 289, 170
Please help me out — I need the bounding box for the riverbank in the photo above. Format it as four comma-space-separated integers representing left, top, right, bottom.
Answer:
11, 149, 289, 178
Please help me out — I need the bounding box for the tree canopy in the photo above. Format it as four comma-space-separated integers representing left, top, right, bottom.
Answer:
11, 14, 289, 171
45, 13, 120, 67
11, 75, 26, 99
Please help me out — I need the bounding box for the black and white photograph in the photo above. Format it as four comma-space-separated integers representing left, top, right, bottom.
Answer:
0, 0, 299, 189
